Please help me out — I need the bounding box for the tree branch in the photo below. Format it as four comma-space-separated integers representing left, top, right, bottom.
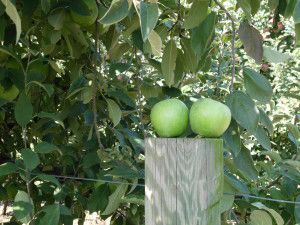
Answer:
266, 175, 282, 189
93, 6, 104, 150
214, 0, 236, 92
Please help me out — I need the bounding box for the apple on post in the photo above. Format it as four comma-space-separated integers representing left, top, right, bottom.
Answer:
145, 98, 231, 225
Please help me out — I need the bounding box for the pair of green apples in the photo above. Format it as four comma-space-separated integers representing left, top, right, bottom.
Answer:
150, 98, 232, 138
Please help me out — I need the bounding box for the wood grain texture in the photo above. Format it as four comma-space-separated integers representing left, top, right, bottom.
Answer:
145, 138, 223, 225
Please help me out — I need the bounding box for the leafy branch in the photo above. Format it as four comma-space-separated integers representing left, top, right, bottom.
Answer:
213, 0, 236, 92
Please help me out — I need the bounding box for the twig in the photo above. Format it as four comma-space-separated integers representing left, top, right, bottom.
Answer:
168, 0, 181, 32
135, 50, 146, 137
22, 128, 35, 222
93, 7, 104, 150
214, 0, 236, 92
266, 175, 282, 188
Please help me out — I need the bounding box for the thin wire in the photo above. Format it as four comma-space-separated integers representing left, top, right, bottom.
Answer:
31, 172, 146, 187
28, 172, 300, 205
224, 192, 300, 205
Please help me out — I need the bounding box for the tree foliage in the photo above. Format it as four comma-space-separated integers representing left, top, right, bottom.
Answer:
0, 0, 299, 224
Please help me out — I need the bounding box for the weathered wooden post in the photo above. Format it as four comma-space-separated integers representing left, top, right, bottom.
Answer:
145, 138, 223, 225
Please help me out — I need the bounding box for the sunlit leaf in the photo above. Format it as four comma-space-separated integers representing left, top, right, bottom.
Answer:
13, 191, 33, 224
243, 68, 273, 103
140, 2, 159, 41
250, 210, 273, 225
263, 46, 291, 63
233, 146, 258, 181
252, 202, 284, 225
21, 148, 40, 171
184, 0, 209, 29
226, 91, 260, 132
100, 0, 132, 25
102, 184, 128, 215
1, 0, 21, 43
161, 39, 177, 87
191, 12, 216, 57
107, 98, 122, 127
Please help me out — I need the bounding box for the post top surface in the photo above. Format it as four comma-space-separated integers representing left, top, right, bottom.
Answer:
145, 137, 222, 140
145, 137, 223, 142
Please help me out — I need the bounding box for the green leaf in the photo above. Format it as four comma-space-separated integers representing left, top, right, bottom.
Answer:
60, 205, 71, 215
260, 151, 282, 163
224, 173, 250, 194
161, 40, 177, 87
296, 195, 300, 223
243, 68, 273, 103
250, 0, 261, 15
294, 0, 300, 23
48, 9, 65, 30
263, 46, 291, 63
1, 0, 21, 44
180, 38, 198, 73
140, 2, 159, 42
35, 142, 59, 154
226, 91, 260, 132
80, 86, 93, 104
237, 0, 252, 19
250, 210, 273, 225
252, 202, 284, 225
184, 0, 209, 29
107, 99, 122, 127
27, 81, 54, 97
285, 0, 297, 18
147, 30, 162, 56
268, 0, 279, 10
14, 91, 33, 127
121, 194, 144, 205
191, 12, 216, 57
37, 111, 65, 128
87, 185, 109, 213
41, 0, 51, 14
100, 0, 132, 25
39, 204, 60, 225
108, 164, 142, 179
296, 23, 300, 46
21, 148, 40, 171
0, 162, 18, 177
102, 184, 128, 215
219, 194, 235, 213
259, 108, 273, 134
223, 120, 241, 157
0, 46, 24, 70
233, 146, 258, 181
287, 123, 300, 148
36, 174, 60, 187
238, 22, 263, 64
13, 191, 33, 224
254, 126, 271, 151
49, 60, 65, 75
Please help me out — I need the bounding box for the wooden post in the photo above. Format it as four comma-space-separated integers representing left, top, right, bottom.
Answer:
145, 138, 223, 225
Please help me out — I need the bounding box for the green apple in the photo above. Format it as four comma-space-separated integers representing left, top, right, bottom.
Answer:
0, 85, 19, 102
150, 99, 189, 137
190, 98, 231, 137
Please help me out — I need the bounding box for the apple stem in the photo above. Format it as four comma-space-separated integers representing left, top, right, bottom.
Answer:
213, 0, 236, 93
